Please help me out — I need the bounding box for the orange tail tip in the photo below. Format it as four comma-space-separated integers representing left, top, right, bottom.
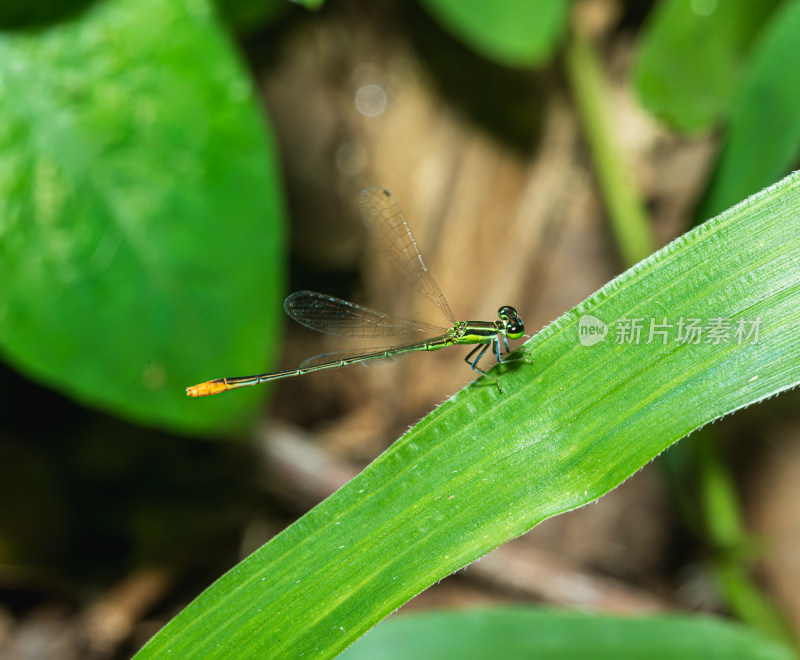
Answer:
186, 379, 230, 397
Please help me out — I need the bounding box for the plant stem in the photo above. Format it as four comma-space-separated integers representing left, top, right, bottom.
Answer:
564, 32, 656, 265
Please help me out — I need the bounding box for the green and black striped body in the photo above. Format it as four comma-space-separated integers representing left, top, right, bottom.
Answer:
192, 306, 524, 396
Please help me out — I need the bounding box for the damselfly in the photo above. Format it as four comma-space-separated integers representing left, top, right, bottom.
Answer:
187, 187, 524, 397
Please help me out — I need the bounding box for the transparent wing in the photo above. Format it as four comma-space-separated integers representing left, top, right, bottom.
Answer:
359, 187, 456, 325
284, 291, 448, 338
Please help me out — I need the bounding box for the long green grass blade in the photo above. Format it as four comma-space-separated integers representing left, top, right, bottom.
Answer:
135, 172, 800, 658
341, 608, 797, 660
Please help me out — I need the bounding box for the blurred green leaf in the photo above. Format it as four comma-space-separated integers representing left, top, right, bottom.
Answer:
135, 173, 800, 658
698, 0, 800, 219
341, 608, 797, 660
420, 0, 569, 68
0, 0, 95, 29
290, 0, 325, 10
214, 0, 289, 32
633, 0, 781, 133
0, 0, 285, 434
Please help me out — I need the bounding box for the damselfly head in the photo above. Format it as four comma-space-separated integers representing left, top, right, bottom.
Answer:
497, 306, 524, 339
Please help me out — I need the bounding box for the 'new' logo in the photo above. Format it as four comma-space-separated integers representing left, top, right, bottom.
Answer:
578, 315, 608, 346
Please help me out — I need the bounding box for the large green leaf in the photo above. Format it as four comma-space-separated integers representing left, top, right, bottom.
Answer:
698, 0, 800, 219
135, 172, 800, 658
0, 0, 285, 433
420, 0, 569, 68
341, 608, 797, 660
633, 0, 781, 133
